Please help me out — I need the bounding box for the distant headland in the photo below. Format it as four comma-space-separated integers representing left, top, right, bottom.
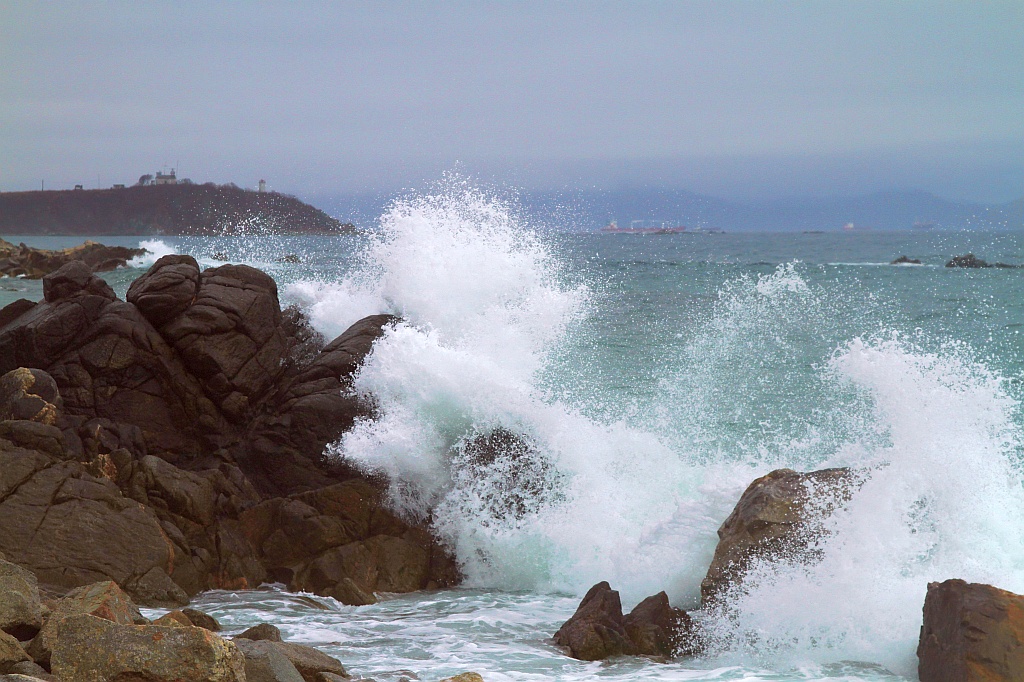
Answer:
0, 177, 350, 236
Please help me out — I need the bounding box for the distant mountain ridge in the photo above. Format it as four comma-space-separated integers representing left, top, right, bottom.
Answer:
0, 184, 345, 236
311, 188, 1023, 232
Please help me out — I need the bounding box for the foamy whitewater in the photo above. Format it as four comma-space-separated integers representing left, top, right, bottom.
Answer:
14, 186, 1024, 680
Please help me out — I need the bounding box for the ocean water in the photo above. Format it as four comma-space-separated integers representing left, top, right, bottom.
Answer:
5, 186, 1024, 681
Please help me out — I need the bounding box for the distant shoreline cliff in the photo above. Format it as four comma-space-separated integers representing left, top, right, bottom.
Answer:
0, 184, 349, 236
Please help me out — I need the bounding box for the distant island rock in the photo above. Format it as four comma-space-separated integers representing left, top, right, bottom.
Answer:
891, 255, 922, 265
0, 237, 145, 278
945, 253, 1022, 269
0, 183, 348, 236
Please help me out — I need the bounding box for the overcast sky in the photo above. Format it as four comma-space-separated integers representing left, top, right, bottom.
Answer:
2, 1, 1022, 201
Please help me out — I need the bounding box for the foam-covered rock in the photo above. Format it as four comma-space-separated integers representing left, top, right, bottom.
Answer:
701, 467, 856, 605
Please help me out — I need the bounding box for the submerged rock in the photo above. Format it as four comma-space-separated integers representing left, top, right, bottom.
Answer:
946, 253, 996, 268
918, 578, 1024, 682
891, 255, 922, 265
701, 467, 857, 605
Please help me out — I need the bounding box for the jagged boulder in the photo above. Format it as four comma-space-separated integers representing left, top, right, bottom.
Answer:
236, 623, 282, 642
701, 467, 856, 605
623, 591, 697, 657
554, 583, 696, 661
263, 641, 347, 682
182, 607, 221, 632
159, 264, 289, 421
50, 613, 246, 682
918, 579, 1024, 682
239, 314, 398, 496
553, 582, 635, 660
240, 479, 453, 603
0, 262, 230, 461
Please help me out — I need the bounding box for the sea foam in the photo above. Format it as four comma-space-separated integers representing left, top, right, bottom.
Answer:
291, 185, 1024, 675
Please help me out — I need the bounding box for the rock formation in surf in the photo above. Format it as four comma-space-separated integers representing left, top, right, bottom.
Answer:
0, 237, 146, 279
0, 255, 458, 608
553, 581, 697, 660
700, 466, 857, 605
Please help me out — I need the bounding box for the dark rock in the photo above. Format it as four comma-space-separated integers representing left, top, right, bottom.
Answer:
701, 467, 856, 606
0, 369, 61, 425
891, 255, 922, 265
918, 578, 1024, 682
0, 300, 35, 331
234, 638, 306, 682
0, 422, 65, 459
236, 623, 283, 642
946, 254, 991, 268
123, 566, 189, 608
0, 559, 43, 640
277, 254, 301, 264
126, 254, 201, 327
50, 613, 246, 682
623, 592, 698, 657
159, 263, 288, 422
0, 275, 231, 461
182, 607, 221, 632
455, 428, 561, 521
553, 581, 635, 660
42, 261, 116, 303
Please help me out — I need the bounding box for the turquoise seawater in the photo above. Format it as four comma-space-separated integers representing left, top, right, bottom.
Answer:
6, 193, 1024, 680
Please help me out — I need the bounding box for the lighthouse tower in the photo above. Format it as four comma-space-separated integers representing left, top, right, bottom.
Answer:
258, 179, 267, 193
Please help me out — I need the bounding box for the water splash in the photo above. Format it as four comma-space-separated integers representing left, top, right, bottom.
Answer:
292, 184, 1024, 674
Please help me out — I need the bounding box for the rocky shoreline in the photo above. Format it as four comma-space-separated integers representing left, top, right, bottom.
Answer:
1, 253, 1023, 681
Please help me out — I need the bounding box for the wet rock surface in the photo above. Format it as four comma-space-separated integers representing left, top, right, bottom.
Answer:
700, 467, 856, 605
554, 582, 697, 661
918, 578, 1024, 682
